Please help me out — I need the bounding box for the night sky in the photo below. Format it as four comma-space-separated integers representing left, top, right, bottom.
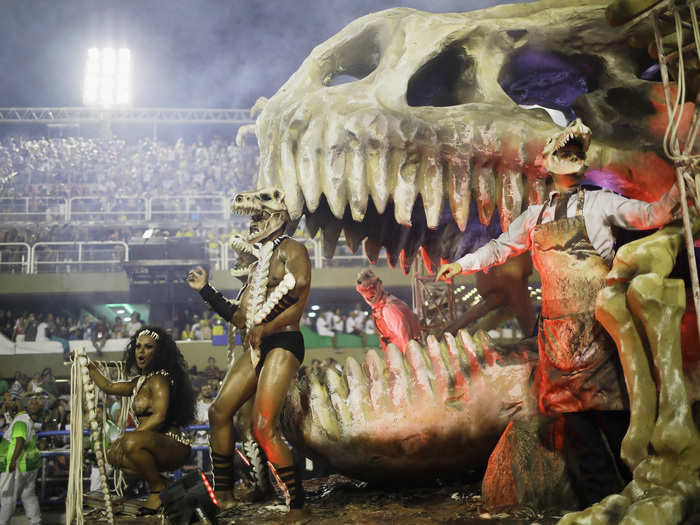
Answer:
0, 0, 528, 109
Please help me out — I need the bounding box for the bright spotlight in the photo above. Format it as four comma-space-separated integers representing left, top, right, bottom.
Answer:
83, 47, 132, 106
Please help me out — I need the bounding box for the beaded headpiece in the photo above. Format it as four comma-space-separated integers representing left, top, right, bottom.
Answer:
137, 329, 160, 342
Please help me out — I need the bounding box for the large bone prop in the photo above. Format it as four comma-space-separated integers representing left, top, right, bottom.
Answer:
281, 331, 540, 480
558, 218, 700, 525
253, 0, 691, 273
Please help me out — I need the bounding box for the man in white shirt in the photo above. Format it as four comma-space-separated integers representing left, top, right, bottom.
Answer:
34, 317, 49, 343
437, 119, 680, 508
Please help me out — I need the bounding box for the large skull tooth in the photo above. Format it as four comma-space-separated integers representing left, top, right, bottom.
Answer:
526, 176, 549, 206
366, 114, 392, 215
497, 168, 525, 232
364, 349, 390, 412
362, 236, 382, 264
392, 145, 419, 226
426, 335, 451, 401
446, 153, 472, 232
346, 133, 369, 222
308, 373, 340, 439
322, 126, 348, 219
405, 340, 434, 402
458, 329, 483, 377
418, 146, 444, 229
297, 124, 323, 213
321, 218, 343, 258
474, 162, 497, 226
344, 356, 370, 425
385, 343, 410, 409
324, 367, 353, 428
280, 138, 304, 220
442, 332, 468, 397
343, 221, 366, 253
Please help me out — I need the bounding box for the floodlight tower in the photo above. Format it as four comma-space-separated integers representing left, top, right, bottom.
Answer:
83, 47, 132, 137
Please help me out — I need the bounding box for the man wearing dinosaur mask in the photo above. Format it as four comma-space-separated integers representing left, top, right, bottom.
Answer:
187, 187, 311, 522
437, 118, 680, 508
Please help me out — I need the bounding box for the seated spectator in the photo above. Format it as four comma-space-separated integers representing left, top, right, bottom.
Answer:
126, 312, 143, 336
23, 314, 37, 342
199, 319, 213, 340
316, 311, 337, 348
12, 315, 26, 343
202, 357, 224, 381
8, 373, 27, 400
181, 323, 195, 341
91, 316, 109, 356
34, 315, 50, 343
111, 316, 127, 338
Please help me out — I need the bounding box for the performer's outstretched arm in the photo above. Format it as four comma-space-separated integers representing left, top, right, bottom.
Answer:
87, 362, 137, 396
187, 266, 238, 322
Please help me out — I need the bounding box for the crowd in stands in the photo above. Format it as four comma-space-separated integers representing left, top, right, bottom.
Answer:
0, 136, 258, 200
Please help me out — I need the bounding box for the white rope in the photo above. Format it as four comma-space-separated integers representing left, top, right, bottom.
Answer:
66, 348, 115, 525
66, 348, 85, 525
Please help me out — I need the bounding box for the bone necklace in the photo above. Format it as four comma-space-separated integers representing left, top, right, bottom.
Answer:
242, 236, 296, 366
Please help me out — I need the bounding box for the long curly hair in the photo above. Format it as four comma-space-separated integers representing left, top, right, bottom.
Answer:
123, 325, 195, 428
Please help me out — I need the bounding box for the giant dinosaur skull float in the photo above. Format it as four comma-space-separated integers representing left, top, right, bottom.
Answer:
254, 0, 684, 273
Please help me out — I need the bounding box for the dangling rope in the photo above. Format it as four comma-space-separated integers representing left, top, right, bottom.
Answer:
66, 348, 115, 525
66, 348, 85, 525
650, 2, 700, 341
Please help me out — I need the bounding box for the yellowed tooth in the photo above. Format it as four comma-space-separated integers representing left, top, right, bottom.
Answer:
279, 138, 304, 220
344, 356, 370, 424
447, 154, 471, 232
497, 168, 525, 232
366, 142, 391, 215
364, 349, 390, 412
308, 373, 340, 439
385, 343, 410, 409
426, 335, 450, 401
323, 126, 348, 219
405, 340, 434, 402
325, 367, 353, 429
419, 145, 444, 229
346, 134, 369, 222
526, 176, 548, 205
297, 124, 322, 213
474, 162, 496, 226
366, 114, 391, 215
393, 145, 419, 227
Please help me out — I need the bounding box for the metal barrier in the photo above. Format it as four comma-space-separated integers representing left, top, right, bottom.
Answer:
0, 242, 31, 273
0, 197, 68, 222
0, 238, 377, 274
31, 241, 129, 273
68, 196, 148, 223
149, 194, 229, 222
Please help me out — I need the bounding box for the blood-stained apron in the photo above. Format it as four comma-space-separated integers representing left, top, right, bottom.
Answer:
531, 190, 627, 415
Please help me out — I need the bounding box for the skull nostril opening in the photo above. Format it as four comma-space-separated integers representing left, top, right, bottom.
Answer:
407, 45, 478, 107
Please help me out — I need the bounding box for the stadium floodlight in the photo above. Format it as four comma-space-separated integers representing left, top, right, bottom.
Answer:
83, 47, 132, 106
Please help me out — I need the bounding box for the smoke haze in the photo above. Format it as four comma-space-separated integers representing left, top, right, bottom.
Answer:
0, 0, 530, 109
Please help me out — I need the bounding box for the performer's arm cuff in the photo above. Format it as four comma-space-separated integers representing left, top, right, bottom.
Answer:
199, 283, 237, 321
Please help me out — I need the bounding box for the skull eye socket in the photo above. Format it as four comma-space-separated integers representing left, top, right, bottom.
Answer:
407, 45, 478, 107
260, 193, 272, 201
499, 47, 603, 123
322, 29, 381, 87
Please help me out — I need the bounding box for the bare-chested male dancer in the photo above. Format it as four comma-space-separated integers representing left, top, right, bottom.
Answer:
187, 188, 311, 521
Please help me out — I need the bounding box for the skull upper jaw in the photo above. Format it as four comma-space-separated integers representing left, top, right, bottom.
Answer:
253, 2, 679, 272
